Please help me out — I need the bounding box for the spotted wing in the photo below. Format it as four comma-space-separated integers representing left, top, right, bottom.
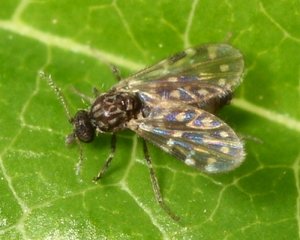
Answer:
115, 44, 244, 111
128, 103, 245, 173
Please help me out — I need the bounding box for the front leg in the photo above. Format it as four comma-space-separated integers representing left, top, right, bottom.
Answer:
93, 134, 117, 181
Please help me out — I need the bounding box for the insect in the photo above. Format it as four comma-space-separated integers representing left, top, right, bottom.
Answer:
42, 43, 245, 221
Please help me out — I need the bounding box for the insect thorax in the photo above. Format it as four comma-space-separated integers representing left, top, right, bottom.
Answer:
90, 91, 142, 132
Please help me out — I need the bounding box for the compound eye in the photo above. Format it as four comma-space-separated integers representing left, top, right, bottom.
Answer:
73, 110, 95, 143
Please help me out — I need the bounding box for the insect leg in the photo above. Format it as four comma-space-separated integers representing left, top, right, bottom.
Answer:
93, 87, 101, 97
93, 134, 117, 181
110, 65, 122, 82
74, 138, 84, 175
142, 140, 180, 221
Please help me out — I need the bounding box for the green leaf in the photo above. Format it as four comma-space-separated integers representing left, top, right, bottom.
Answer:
0, 0, 299, 239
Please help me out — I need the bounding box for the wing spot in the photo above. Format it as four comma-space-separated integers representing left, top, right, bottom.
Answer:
207, 157, 217, 164
185, 150, 196, 166
185, 157, 196, 166
173, 131, 182, 137
208, 46, 217, 59
220, 131, 229, 138
176, 112, 186, 121
202, 117, 213, 126
170, 90, 181, 98
220, 64, 229, 72
218, 78, 226, 86
168, 77, 178, 82
167, 139, 174, 146
198, 89, 209, 96
185, 48, 196, 56
220, 146, 229, 154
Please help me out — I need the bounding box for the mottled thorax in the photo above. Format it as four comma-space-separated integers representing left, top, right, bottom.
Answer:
90, 91, 142, 132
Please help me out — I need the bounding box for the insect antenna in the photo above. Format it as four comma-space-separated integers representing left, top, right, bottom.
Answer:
110, 64, 122, 82
39, 71, 72, 121
39, 71, 85, 175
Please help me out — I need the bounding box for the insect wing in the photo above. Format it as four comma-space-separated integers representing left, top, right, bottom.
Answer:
115, 44, 244, 110
128, 103, 245, 173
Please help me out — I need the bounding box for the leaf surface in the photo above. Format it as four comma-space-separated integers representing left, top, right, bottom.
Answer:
0, 0, 299, 239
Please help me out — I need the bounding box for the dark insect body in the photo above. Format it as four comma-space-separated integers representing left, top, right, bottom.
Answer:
72, 92, 142, 141
44, 43, 245, 221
